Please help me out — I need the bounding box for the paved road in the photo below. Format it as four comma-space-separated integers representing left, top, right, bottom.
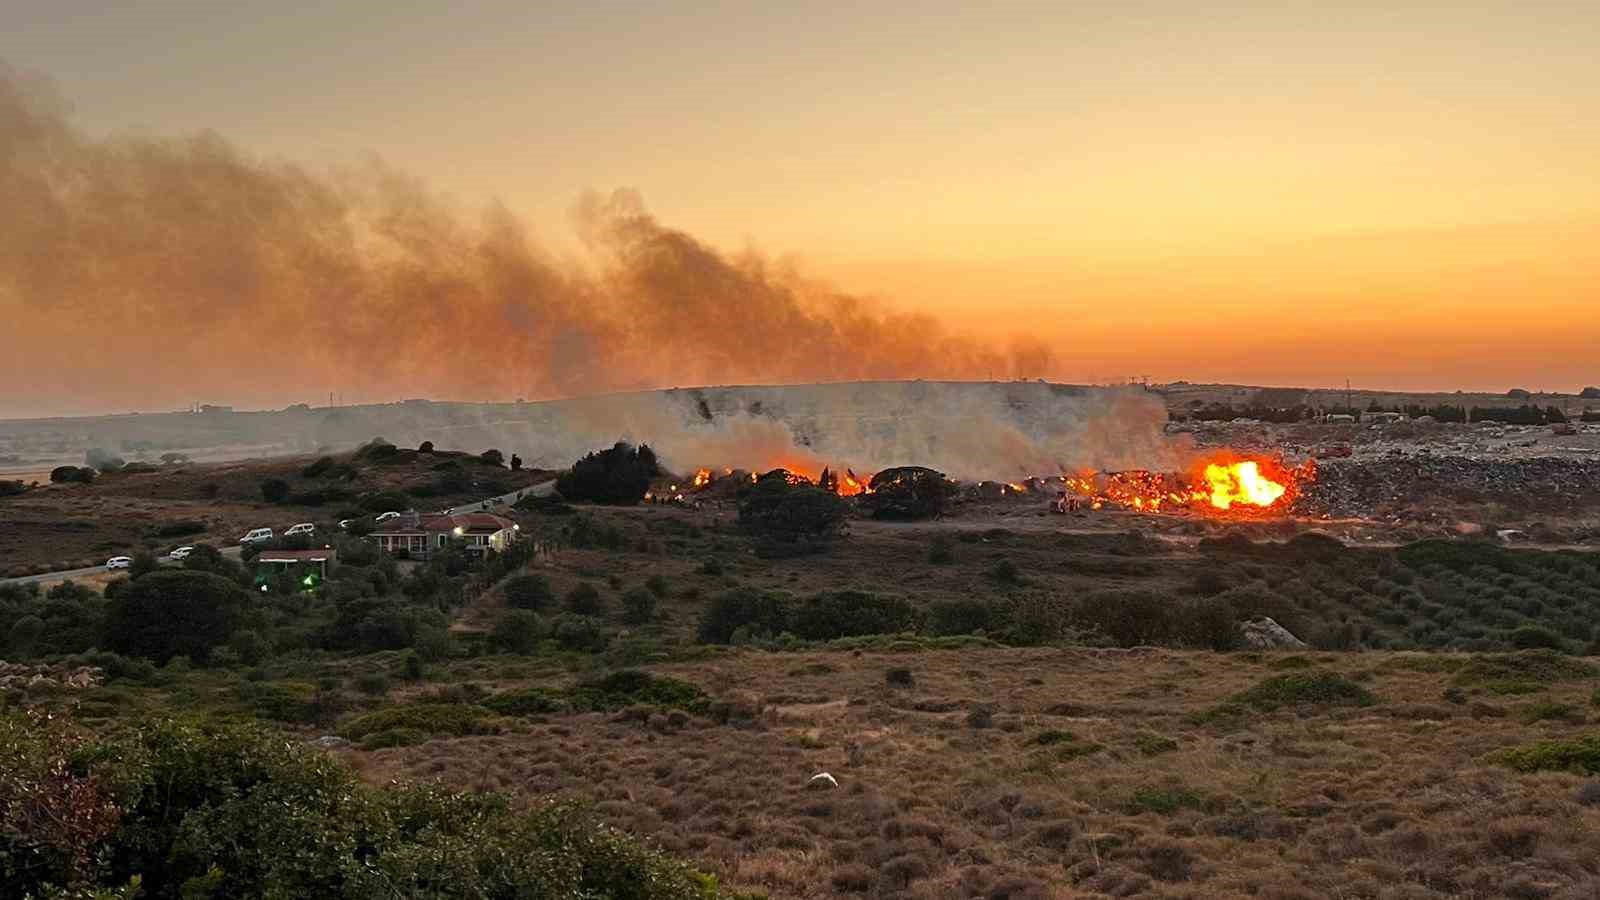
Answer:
2, 479, 558, 588
6, 545, 246, 588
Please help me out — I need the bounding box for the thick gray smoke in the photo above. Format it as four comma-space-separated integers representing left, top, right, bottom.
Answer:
0, 63, 1058, 417
478, 381, 1183, 482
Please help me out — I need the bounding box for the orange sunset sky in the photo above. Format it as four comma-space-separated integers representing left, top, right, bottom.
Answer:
3, 2, 1599, 417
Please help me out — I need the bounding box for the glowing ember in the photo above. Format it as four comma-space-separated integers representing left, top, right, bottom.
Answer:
692, 468, 712, 489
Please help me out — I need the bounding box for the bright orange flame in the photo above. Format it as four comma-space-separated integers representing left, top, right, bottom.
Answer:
1202, 460, 1285, 510
1057, 454, 1312, 516
691, 468, 712, 489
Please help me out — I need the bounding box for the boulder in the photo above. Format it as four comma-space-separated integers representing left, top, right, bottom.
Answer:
1239, 617, 1308, 650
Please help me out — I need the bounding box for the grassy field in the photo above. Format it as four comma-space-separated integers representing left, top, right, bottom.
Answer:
340, 646, 1600, 899
9, 473, 1600, 898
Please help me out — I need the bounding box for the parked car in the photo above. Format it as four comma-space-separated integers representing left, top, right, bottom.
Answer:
239, 527, 274, 545
168, 546, 194, 560
374, 511, 402, 522
284, 522, 316, 537
105, 556, 132, 570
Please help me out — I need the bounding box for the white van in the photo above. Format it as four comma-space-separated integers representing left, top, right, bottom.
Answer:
239, 527, 274, 545
284, 522, 316, 537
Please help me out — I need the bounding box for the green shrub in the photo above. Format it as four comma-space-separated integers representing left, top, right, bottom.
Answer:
926, 598, 997, 636
1509, 626, 1567, 651
239, 681, 319, 723
1523, 702, 1582, 723
621, 588, 657, 625
928, 535, 955, 565
354, 673, 390, 696
1232, 672, 1376, 712
1032, 729, 1076, 745
259, 478, 291, 504
0, 713, 725, 899
1482, 680, 1547, 696
337, 702, 496, 742
884, 667, 914, 688
645, 574, 670, 597
484, 687, 567, 716
1453, 650, 1597, 687
490, 610, 542, 655
552, 614, 609, 652
789, 591, 918, 641
1489, 735, 1600, 774
1126, 786, 1214, 815
401, 650, 424, 681
565, 583, 607, 616
697, 589, 789, 644
567, 670, 710, 714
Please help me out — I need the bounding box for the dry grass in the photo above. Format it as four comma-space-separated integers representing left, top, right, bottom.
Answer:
346, 647, 1600, 898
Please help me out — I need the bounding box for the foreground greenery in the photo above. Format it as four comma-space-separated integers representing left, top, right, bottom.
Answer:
0, 712, 737, 900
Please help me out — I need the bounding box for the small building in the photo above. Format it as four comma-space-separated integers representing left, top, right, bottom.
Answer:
369, 512, 519, 560
1366, 411, 1405, 424
254, 548, 337, 590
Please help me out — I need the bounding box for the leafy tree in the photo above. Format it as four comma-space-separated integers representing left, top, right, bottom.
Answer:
861, 466, 956, 520
555, 442, 660, 505
128, 552, 161, 580
1581, 387, 1600, 400
417, 440, 435, 453
490, 610, 542, 654
105, 570, 247, 664
0, 479, 26, 497
480, 448, 506, 467
621, 588, 657, 625
565, 583, 606, 617
259, 478, 291, 504
737, 474, 847, 539
697, 589, 791, 644
181, 544, 246, 583
7, 615, 43, 657
502, 574, 554, 610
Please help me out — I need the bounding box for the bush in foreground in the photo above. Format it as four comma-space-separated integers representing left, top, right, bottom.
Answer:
0, 711, 729, 899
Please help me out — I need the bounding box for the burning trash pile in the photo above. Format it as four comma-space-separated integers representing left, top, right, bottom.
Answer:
1053, 456, 1315, 516
649, 452, 1313, 519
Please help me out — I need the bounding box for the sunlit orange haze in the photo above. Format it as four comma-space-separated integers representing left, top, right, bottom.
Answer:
2, 4, 1598, 418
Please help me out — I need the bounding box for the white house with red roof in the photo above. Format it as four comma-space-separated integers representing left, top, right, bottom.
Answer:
368, 511, 519, 559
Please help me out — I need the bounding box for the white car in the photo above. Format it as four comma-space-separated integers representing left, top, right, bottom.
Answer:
105, 556, 132, 570
168, 546, 194, 560
374, 511, 402, 522
239, 527, 274, 545
284, 522, 316, 537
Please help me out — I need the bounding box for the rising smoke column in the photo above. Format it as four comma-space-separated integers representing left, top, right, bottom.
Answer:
0, 63, 1058, 417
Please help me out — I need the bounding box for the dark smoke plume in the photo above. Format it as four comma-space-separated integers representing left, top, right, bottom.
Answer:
0, 64, 1057, 416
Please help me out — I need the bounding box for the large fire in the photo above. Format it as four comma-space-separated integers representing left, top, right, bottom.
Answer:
663, 453, 1311, 517
1061, 455, 1313, 515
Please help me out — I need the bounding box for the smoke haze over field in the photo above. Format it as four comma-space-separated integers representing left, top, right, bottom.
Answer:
0, 64, 1058, 419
